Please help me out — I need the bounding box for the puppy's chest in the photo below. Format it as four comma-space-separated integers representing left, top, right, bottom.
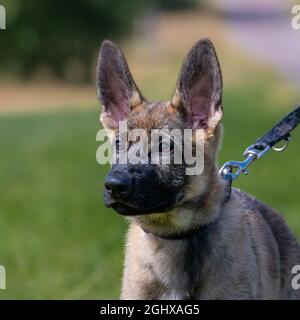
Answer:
145, 238, 209, 300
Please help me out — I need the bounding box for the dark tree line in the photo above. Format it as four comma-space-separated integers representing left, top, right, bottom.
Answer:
0, 0, 198, 81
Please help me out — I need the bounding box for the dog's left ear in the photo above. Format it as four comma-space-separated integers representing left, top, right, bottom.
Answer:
171, 39, 223, 131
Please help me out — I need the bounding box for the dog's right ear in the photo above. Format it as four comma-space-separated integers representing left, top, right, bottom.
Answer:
97, 40, 144, 130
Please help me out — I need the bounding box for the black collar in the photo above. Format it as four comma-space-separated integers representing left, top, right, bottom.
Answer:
142, 223, 209, 240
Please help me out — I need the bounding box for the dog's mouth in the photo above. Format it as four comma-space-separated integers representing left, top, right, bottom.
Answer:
104, 191, 177, 216
108, 200, 174, 216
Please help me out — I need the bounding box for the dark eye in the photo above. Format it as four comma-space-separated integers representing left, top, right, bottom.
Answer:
158, 136, 163, 153
169, 139, 174, 153
115, 138, 120, 151
158, 137, 174, 154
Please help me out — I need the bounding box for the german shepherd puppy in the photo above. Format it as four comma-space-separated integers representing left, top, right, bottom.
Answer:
96, 39, 300, 299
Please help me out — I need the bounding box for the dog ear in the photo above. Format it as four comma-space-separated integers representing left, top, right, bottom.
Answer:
97, 40, 144, 130
171, 39, 223, 131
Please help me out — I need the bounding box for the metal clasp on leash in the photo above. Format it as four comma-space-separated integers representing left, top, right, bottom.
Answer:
219, 137, 290, 181
219, 105, 299, 188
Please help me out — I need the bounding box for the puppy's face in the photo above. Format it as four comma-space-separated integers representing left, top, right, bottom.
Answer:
97, 39, 223, 217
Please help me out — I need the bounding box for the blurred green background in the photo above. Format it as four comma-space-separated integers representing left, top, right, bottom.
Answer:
0, 0, 300, 299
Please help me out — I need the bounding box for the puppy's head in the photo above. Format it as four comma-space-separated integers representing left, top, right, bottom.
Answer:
96, 39, 223, 221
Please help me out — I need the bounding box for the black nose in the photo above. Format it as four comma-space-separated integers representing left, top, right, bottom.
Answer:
105, 175, 131, 199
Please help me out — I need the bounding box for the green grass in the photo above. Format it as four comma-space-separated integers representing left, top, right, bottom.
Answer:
0, 82, 299, 299
0, 109, 126, 299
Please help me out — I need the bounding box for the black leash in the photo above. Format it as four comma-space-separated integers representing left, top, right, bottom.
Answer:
220, 106, 300, 186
